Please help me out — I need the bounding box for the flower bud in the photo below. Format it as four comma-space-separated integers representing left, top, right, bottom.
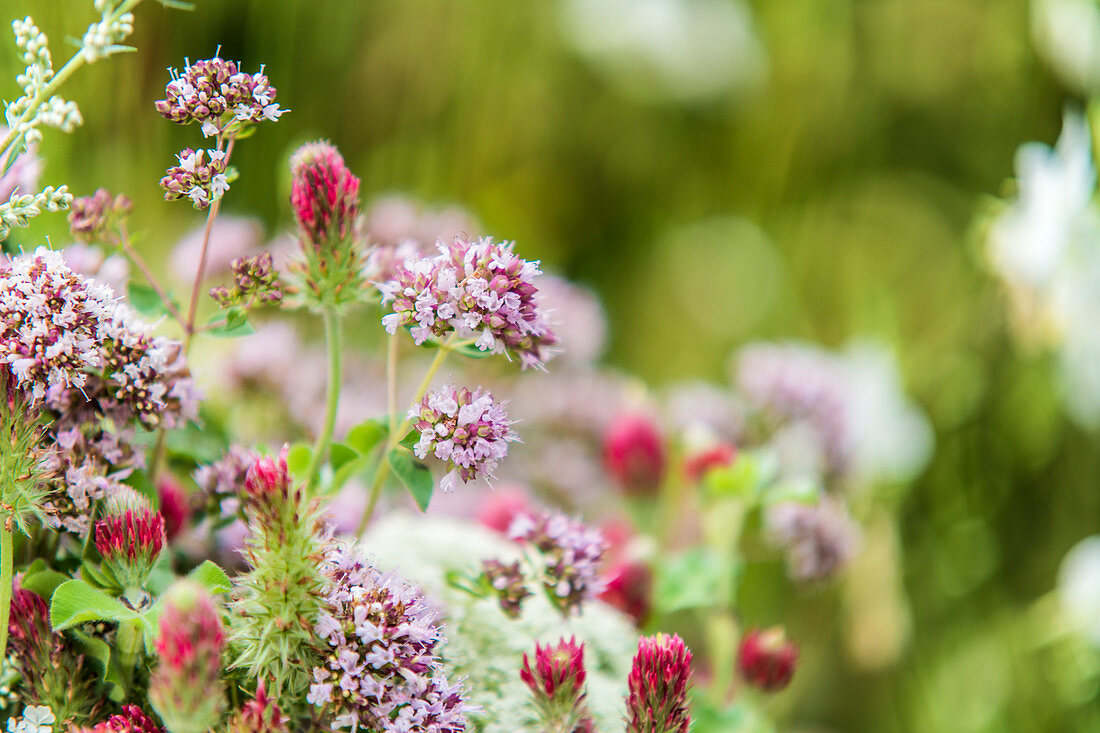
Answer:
68, 188, 132, 243
599, 559, 653, 626
682, 442, 737, 484
157, 476, 190, 543
737, 627, 798, 692
602, 413, 666, 494
481, 559, 531, 619
225, 681, 287, 733
243, 447, 294, 506
71, 705, 164, 732
94, 489, 166, 594
290, 141, 360, 248
149, 581, 226, 733
626, 633, 693, 733
520, 637, 593, 732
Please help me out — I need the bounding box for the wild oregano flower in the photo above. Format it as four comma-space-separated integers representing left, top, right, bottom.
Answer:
159, 147, 229, 209
68, 188, 132, 243
508, 510, 607, 618
155, 56, 285, 138
193, 444, 257, 518
210, 252, 283, 309
409, 384, 518, 492
379, 236, 559, 369
481, 559, 530, 619
307, 541, 470, 732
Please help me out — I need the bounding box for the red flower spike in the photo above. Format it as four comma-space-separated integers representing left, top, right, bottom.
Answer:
683, 442, 738, 484
290, 141, 360, 249
737, 627, 799, 692
626, 633, 693, 733
520, 637, 592, 732
602, 413, 667, 495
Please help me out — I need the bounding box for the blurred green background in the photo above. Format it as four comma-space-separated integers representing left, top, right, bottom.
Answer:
3, 0, 1100, 730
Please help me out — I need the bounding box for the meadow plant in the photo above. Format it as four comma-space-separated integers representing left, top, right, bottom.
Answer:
0, 4, 937, 732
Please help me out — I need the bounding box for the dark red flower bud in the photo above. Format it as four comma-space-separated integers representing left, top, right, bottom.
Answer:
521, 637, 592, 731
599, 559, 653, 626
602, 413, 666, 495
737, 627, 799, 692
682, 442, 738, 484
626, 633, 693, 733
290, 141, 360, 248
157, 476, 190, 542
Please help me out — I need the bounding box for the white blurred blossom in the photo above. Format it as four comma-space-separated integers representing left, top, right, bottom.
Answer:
1058, 535, 1100, 644
1033, 0, 1100, 96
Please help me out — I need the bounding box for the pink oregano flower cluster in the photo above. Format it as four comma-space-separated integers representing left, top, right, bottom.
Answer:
409, 384, 518, 492
380, 236, 559, 369
159, 147, 229, 210
308, 541, 470, 732
508, 509, 608, 617
155, 56, 285, 137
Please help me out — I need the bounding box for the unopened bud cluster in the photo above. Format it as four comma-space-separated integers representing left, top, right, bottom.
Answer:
155, 56, 285, 138
68, 188, 132, 243
159, 148, 229, 210
210, 252, 283, 309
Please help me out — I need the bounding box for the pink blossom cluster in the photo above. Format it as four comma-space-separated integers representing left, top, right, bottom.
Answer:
380, 236, 559, 369
155, 56, 285, 136
194, 444, 259, 517
508, 510, 607, 617
159, 148, 230, 209
736, 343, 852, 476
767, 498, 859, 583
409, 384, 518, 492
308, 541, 469, 732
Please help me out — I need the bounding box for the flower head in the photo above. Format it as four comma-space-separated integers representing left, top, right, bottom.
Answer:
70, 705, 164, 733
225, 681, 286, 733
0, 247, 115, 401
150, 582, 226, 733
626, 633, 693, 733
159, 148, 229, 210
194, 445, 257, 518
380, 236, 559, 369
737, 627, 798, 692
7, 706, 54, 733
155, 56, 285, 135
309, 541, 470, 732
291, 141, 360, 248
509, 510, 607, 617
481, 559, 531, 619
68, 189, 131, 243
410, 384, 518, 491
602, 413, 667, 495
767, 497, 859, 584
520, 637, 593, 732
682, 441, 737, 484
94, 488, 166, 594
599, 559, 654, 626
210, 252, 283, 310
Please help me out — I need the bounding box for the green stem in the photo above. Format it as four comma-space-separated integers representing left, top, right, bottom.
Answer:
305, 309, 343, 493
116, 616, 144, 689
0, 0, 146, 162
355, 341, 452, 535
0, 526, 12, 659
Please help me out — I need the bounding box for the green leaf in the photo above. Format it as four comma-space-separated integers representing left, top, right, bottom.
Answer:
70, 629, 126, 702
20, 560, 71, 600
286, 442, 312, 479
346, 420, 387, 456
387, 447, 433, 512
127, 282, 173, 319
330, 443, 358, 472
654, 548, 728, 614
452, 341, 493, 359
50, 580, 137, 631
185, 560, 231, 595
205, 310, 255, 338
165, 422, 229, 464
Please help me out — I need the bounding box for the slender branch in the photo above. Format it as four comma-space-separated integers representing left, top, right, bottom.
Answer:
356, 340, 452, 535
305, 309, 343, 493
118, 224, 184, 328
183, 136, 236, 353
0, 0, 147, 160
